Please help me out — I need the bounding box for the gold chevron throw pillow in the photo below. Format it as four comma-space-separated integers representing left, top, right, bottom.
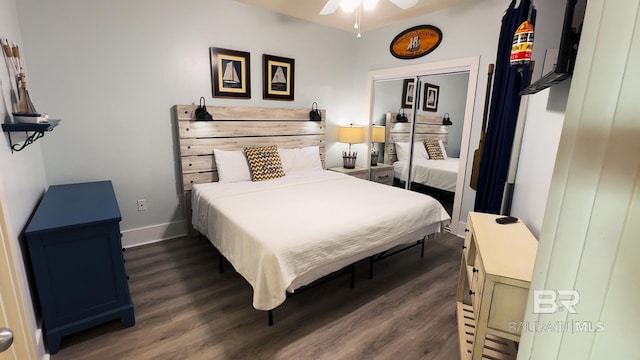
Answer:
244, 145, 286, 181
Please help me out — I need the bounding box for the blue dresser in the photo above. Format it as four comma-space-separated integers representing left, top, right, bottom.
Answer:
25, 181, 135, 354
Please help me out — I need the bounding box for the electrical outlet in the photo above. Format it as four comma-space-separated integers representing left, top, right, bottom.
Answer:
137, 199, 147, 211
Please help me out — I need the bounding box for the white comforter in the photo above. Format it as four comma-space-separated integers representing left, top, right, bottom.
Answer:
192, 170, 450, 310
394, 158, 459, 192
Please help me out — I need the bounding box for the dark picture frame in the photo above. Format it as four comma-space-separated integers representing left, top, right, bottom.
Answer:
263, 54, 295, 101
423, 83, 440, 112
210, 47, 251, 99
401, 79, 415, 108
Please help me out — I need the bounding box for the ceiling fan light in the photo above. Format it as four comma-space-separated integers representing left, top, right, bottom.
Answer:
339, 0, 359, 12
362, 0, 378, 10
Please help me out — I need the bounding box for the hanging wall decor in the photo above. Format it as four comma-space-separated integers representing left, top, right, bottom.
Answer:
263, 54, 295, 101
390, 25, 443, 59
400, 79, 415, 108
423, 83, 439, 112
210, 47, 251, 99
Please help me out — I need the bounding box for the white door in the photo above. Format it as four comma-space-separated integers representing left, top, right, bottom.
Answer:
0, 196, 36, 360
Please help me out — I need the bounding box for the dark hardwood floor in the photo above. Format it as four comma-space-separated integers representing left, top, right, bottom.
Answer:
51, 232, 463, 360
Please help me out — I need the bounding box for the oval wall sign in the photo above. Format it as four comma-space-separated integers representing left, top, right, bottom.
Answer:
390, 25, 443, 59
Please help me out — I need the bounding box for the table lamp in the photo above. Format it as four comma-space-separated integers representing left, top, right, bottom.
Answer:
370, 125, 385, 166
338, 125, 364, 169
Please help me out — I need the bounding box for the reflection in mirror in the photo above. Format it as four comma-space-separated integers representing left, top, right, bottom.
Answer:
368, 78, 406, 187
404, 73, 470, 216
370, 72, 470, 218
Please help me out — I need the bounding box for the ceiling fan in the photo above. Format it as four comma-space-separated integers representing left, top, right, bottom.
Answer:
319, 0, 419, 15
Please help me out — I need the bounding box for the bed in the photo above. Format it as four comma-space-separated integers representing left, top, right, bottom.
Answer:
175, 105, 450, 321
393, 157, 459, 192
383, 112, 458, 192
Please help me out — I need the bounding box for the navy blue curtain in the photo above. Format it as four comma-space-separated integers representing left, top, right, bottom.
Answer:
474, 0, 536, 214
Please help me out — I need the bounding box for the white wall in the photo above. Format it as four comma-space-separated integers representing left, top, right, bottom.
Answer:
15, 0, 361, 237
355, 0, 566, 231
0, 0, 48, 356
509, 81, 568, 238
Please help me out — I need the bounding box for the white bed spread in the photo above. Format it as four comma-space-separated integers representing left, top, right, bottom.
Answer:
394, 158, 459, 192
192, 170, 450, 311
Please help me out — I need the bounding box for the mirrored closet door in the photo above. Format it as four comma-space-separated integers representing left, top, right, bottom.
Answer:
366, 57, 479, 234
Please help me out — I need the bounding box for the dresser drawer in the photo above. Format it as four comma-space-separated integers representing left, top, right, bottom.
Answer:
370, 168, 393, 185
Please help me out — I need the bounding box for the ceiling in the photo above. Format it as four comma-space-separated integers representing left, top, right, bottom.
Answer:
233, 0, 471, 34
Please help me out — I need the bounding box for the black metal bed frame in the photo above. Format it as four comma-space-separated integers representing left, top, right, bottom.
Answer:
200, 233, 428, 326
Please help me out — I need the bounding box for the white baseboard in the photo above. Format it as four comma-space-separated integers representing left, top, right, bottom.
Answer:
121, 220, 187, 248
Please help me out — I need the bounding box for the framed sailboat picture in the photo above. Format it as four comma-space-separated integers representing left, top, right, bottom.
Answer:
210, 47, 251, 99
262, 54, 294, 101
423, 83, 439, 112
401, 79, 415, 109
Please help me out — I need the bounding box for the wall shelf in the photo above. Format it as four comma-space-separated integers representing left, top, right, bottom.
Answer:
2, 119, 60, 153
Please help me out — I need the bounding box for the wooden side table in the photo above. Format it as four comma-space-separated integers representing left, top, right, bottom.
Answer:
328, 166, 368, 180
369, 163, 394, 185
455, 212, 537, 360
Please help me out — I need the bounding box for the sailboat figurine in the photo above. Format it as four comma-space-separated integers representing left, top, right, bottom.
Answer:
222, 61, 240, 85
406, 35, 420, 52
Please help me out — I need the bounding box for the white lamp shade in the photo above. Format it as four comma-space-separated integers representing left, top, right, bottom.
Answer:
338, 126, 365, 144
371, 126, 385, 143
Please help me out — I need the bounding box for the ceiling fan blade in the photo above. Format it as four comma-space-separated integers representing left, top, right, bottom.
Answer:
389, 0, 419, 10
319, 0, 341, 15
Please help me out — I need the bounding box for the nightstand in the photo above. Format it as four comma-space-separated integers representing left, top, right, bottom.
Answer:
369, 163, 394, 186
328, 166, 369, 180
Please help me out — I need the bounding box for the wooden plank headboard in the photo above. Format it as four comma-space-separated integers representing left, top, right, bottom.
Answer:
175, 105, 326, 190
382, 112, 448, 165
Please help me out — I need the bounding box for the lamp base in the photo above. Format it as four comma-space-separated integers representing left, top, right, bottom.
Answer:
370, 151, 379, 166
342, 151, 357, 169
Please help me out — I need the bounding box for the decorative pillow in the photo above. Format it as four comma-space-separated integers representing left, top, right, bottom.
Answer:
278, 146, 323, 174
213, 148, 251, 183
424, 139, 445, 160
395, 141, 429, 162
244, 145, 286, 181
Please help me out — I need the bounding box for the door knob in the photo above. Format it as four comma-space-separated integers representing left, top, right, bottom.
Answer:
0, 328, 14, 353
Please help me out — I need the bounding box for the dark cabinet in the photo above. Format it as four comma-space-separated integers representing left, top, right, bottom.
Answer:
25, 181, 134, 354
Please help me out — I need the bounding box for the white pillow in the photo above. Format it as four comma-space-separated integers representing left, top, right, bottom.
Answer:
213, 148, 251, 183
278, 146, 323, 174
395, 141, 429, 162
439, 139, 448, 159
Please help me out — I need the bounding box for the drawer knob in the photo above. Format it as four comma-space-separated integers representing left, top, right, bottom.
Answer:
469, 290, 475, 296
122, 247, 126, 252
378, 175, 389, 179
464, 228, 469, 232
473, 268, 479, 273
462, 245, 467, 249
126, 275, 130, 280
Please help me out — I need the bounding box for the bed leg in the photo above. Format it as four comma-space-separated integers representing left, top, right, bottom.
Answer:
218, 253, 224, 274
350, 264, 355, 288
421, 238, 425, 258
268, 310, 274, 326
369, 256, 374, 280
